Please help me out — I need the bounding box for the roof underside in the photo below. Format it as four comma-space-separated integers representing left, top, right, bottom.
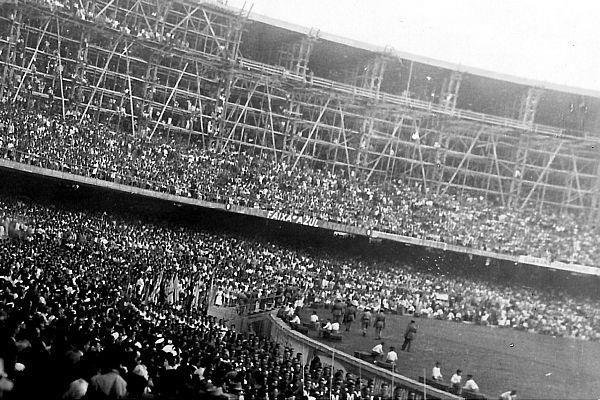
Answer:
243, 8, 600, 100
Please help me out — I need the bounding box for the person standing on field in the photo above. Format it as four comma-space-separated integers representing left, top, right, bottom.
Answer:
344, 300, 357, 332
361, 308, 372, 336
401, 320, 418, 352
373, 310, 386, 339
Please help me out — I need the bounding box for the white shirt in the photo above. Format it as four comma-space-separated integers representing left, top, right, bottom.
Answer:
432, 366, 443, 380
463, 379, 479, 391
310, 314, 319, 323
385, 351, 398, 363
324, 322, 333, 331
500, 391, 516, 400
371, 344, 383, 354
450, 374, 462, 385
331, 322, 340, 332
290, 315, 301, 324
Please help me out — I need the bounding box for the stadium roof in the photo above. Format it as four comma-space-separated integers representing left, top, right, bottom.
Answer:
218, 1, 600, 100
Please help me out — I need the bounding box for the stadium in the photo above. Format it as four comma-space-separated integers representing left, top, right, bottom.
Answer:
0, 0, 599, 399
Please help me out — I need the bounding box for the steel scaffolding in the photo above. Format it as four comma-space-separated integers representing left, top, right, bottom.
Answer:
0, 0, 599, 215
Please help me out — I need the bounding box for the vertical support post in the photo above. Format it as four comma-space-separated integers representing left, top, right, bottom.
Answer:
283, 91, 301, 163
356, 110, 375, 177
140, 54, 159, 135
591, 160, 600, 218
439, 71, 462, 111
434, 120, 450, 193
358, 55, 389, 95
278, 29, 317, 77
212, 69, 233, 149
0, 9, 22, 99
508, 135, 530, 207
519, 87, 543, 125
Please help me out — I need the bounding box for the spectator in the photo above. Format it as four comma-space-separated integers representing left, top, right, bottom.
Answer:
290, 313, 301, 325
450, 369, 462, 395
88, 353, 128, 399
432, 361, 443, 381
499, 389, 517, 400
384, 346, 398, 364
371, 342, 384, 359
463, 374, 480, 392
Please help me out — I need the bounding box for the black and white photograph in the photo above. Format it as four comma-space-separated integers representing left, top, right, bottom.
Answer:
0, 0, 598, 399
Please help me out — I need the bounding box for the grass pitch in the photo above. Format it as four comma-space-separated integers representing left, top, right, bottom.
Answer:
300, 309, 600, 399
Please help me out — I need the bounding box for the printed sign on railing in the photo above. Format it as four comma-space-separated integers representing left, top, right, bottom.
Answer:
266, 210, 319, 227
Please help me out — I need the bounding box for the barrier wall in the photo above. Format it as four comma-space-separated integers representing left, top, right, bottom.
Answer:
267, 311, 460, 400
2, 158, 598, 276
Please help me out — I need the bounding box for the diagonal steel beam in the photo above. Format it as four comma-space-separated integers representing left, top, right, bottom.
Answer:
149, 62, 189, 139
337, 104, 352, 178
201, 9, 223, 52
441, 127, 484, 195
490, 133, 506, 205
292, 97, 331, 170
95, 0, 116, 19
519, 141, 564, 210
220, 80, 260, 150
169, 6, 200, 36
366, 122, 401, 181
79, 38, 123, 124
55, 17, 66, 120
125, 44, 136, 135
265, 80, 278, 162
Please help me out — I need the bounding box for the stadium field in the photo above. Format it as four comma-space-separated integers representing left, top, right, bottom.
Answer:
300, 309, 600, 399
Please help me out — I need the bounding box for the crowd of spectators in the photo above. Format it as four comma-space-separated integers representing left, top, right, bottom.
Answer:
0, 101, 598, 267
0, 1, 597, 399
0, 196, 418, 399
0, 192, 599, 397
1, 0, 598, 268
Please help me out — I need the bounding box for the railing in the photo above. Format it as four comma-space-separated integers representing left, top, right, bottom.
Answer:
239, 56, 579, 139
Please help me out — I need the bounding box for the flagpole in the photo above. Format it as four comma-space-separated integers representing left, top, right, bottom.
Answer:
330, 348, 334, 400
423, 367, 427, 400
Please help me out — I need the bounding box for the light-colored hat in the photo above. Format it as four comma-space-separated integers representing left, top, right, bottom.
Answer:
63, 378, 88, 400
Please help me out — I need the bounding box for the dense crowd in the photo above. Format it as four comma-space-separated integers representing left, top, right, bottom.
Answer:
0, 193, 599, 398
0, 2, 596, 400
1, 0, 598, 268
0, 101, 597, 267
0, 196, 405, 399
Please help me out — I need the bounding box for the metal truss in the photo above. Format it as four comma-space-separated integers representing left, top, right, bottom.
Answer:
0, 0, 599, 215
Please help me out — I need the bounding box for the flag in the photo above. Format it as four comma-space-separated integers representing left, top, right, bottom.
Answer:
148, 270, 163, 304
173, 273, 180, 304
165, 274, 175, 305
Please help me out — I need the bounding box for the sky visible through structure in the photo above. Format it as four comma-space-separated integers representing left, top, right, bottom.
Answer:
227, 0, 600, 93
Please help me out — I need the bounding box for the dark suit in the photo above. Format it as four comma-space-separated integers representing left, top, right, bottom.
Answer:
402, 322, 417, 351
